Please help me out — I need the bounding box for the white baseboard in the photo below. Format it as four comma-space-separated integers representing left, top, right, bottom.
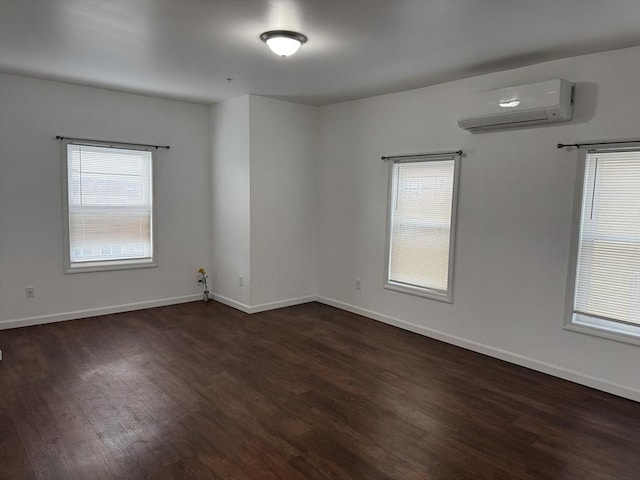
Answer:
210, 293, 253, 313
2, 289, 636, 401
0, 294, 202, 330
212, 293, 316, 314
248, 295, 317, 314
316, 296, 640, 402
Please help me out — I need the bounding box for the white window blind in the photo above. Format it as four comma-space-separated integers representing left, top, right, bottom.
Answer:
386, 155, 459, 301
65, 143, 154, 271
573, 149, 640, 328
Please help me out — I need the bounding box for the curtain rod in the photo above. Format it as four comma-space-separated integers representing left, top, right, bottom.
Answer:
557, 140, 640, 149
56, 136, 170, 150
381, 150, 462, 161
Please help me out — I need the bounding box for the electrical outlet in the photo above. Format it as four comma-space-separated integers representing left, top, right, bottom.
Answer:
356, 279, 361, 290
238, 276, 244, 287
25, 287, 35, 298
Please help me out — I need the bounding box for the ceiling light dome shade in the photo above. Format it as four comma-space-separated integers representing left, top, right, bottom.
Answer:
260, 30, 307, 57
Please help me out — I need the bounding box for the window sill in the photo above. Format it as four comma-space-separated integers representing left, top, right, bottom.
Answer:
564, 314, 640, 346
65, 259, 157, 274
384, 281, 452, 303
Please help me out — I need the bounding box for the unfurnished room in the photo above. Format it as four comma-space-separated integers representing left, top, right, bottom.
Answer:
0, 1, 639, 479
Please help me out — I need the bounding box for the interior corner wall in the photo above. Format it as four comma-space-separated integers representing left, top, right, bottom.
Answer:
315, 46, 640, 400
210, 96, 251, 307
209, 95, 317, 311
0, 74, 211, 327
249, 96, 317, 307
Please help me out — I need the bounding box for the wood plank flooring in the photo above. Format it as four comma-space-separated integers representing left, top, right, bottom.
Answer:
1, 301, 638, 479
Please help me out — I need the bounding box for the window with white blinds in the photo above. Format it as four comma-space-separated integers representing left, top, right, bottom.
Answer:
63, 143, 155, 272
385, 155, 460, 302
568, 148, 640, 342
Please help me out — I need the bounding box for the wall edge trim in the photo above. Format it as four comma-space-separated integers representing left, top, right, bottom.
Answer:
0, 294, 202, 330
211, 293, 316, 314
2, 290, 635, 401
316, 296, 640, 402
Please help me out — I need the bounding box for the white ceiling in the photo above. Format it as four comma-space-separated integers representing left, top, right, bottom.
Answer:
1, 0, 639, 106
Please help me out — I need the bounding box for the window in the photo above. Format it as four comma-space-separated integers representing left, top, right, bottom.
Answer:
385, 153, 460, 302
566, 147, 640, 343
62, 142, 155, 273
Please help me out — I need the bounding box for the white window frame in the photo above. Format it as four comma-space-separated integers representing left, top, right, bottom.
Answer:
61, 139, 157, 273
384, 153, 461, 303
564, 146, 640, 345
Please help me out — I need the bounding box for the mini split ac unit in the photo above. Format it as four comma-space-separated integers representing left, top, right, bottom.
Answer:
458, 79, 575, 132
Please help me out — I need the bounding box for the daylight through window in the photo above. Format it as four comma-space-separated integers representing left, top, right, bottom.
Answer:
64, 143, 154, 272
568, 147, 640, 342
385, 154, 460, 302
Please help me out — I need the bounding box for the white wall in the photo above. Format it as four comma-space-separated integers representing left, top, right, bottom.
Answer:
0, 74, 211, 326
209, 95, 317, 310
210, 96, 251, 306
316, 46, 640, 400
249, 96, 317, 306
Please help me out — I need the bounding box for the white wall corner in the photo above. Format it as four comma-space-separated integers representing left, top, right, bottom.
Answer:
212, 292, 316, 314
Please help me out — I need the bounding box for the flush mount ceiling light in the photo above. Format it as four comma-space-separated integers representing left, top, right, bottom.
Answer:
260, 30, 307, 57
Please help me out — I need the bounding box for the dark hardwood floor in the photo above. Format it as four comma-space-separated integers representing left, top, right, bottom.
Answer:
1, 301, 638, 480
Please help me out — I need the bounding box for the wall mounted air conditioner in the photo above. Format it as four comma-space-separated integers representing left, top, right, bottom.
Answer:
458, 79, 574, 132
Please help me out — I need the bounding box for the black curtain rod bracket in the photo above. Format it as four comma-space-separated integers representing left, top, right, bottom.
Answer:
56, 136, 170, 150
381, 150, 462, 161
557, 140, 640, 149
